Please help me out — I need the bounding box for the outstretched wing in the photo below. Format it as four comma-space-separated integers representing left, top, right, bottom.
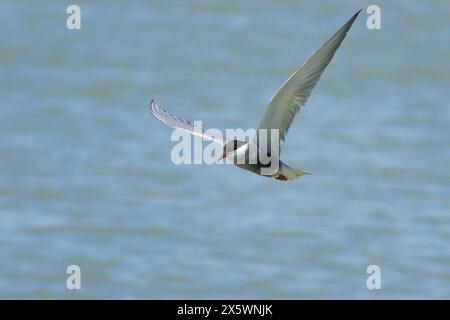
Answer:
257, 10, 360, 145
149, 100, 225, 145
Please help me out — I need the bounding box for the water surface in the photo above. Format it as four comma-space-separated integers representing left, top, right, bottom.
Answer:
1, 0, 449, 299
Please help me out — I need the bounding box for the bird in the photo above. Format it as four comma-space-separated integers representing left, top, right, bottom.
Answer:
149, 10, 360, 181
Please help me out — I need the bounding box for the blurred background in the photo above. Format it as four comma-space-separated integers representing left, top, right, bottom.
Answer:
1, 0, 449, 299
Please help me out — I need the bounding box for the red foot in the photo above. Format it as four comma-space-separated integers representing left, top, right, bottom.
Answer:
275, 174, 288, 181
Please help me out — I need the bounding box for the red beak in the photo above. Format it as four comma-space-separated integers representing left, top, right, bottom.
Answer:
217, 152, 226, 161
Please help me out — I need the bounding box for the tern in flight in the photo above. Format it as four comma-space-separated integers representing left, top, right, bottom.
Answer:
150, 10, 360, 181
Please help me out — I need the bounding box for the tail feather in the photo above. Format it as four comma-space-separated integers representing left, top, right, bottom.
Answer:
275, 163, 311, 181
290, 167, 312, 177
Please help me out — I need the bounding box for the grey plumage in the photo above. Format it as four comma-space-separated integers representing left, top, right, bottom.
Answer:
149, 11, 360, 181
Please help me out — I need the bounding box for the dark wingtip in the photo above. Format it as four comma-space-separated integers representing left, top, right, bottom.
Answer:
149, 99, 156, 116
340, 9, 361, 33
351, 9, 362, 23
350, 9, 362, 22
150, 99, 157, 109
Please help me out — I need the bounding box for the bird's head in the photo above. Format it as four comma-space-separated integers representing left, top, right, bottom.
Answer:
218, 140, 246, 161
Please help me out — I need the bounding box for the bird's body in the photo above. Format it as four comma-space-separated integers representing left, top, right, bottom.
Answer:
149, 11, 360, 181
221, 140, 310, 180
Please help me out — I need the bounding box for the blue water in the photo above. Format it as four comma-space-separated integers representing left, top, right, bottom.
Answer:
1, 0, 449, 299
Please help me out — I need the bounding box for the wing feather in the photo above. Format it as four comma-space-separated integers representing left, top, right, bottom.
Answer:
149, 100, 225, 145
257, 10, 360, 144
